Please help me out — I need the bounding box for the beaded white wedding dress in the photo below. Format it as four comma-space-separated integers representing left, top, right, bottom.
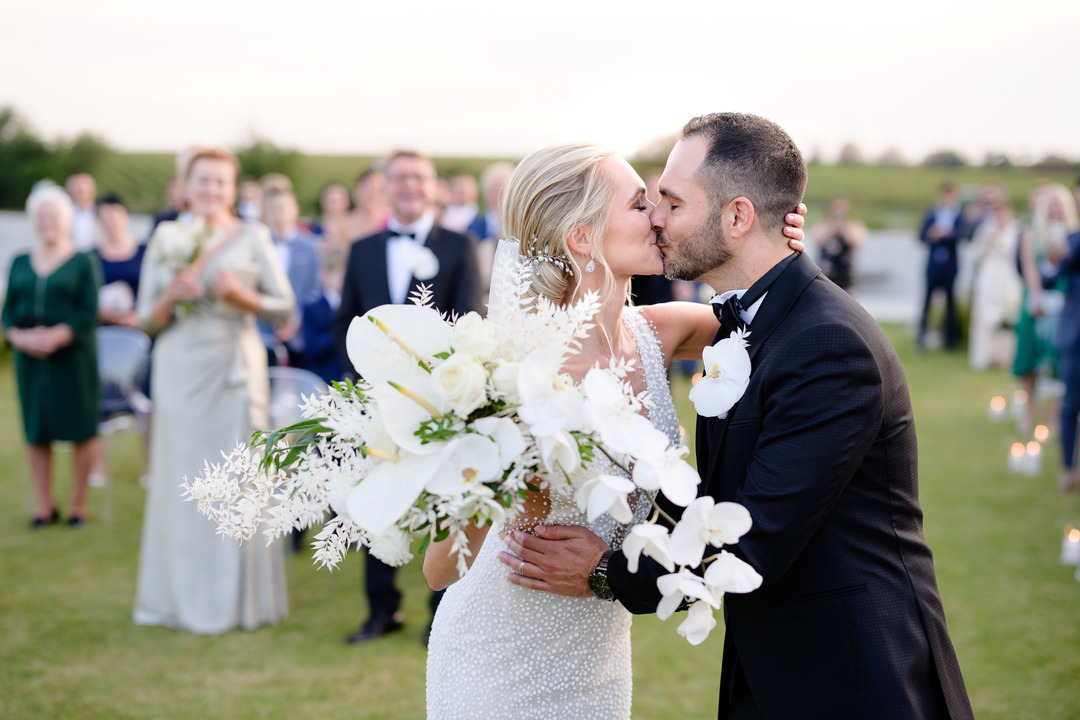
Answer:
426, 306, 680, 720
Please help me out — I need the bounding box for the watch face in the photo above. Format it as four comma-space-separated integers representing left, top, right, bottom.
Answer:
589, 571, 615, 601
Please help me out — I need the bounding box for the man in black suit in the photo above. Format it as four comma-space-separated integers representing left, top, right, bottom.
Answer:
502, 114, 973, 719
917, 183, 965, 351
333, 149, 482, 644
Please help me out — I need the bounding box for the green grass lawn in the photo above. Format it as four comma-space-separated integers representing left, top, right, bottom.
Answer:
1, 326, 1078, 719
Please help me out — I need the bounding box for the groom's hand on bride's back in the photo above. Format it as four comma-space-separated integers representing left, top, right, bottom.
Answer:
499, 525, 609, 598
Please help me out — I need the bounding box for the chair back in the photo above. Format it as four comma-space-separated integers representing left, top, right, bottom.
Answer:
96, 326, 152, 417
268, 366, 328, 429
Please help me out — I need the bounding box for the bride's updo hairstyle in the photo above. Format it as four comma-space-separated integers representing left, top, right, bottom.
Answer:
500, 143, 621, 305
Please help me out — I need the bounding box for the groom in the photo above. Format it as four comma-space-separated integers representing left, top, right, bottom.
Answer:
501, 113, 974, 719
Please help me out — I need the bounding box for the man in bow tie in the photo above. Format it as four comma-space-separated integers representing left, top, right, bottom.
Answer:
333, 149, 482, 645
503, 113, 973, 719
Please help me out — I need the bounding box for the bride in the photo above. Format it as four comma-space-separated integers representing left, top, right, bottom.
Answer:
422, 144, 805, 719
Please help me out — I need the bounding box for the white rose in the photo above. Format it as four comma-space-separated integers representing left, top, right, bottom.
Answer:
490, 360, 520, 404
431, 353, 489, 417
367, 526, 414, 566
451, 312, 498, 360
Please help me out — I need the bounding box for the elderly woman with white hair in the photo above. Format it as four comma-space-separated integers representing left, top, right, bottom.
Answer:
2, 184, 102, 527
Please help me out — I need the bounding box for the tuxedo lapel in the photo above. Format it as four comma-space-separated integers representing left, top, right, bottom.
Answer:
697, 253, 823, 497
363, 231, 393, 306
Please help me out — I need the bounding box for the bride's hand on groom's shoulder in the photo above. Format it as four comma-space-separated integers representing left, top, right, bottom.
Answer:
784, 202, 808, 253
500, 525, 609, 599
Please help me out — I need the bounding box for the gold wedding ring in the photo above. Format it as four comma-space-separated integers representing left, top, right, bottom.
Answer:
518, 560, 526, 575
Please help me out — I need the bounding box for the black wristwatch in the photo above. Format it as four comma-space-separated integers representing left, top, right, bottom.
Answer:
588, 550, 616, 601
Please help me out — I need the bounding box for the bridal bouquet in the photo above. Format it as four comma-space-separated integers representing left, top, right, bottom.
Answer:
183, 275, 762, 644
149, 217, 214, 315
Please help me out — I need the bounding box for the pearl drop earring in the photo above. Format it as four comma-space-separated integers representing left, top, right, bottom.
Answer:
585, 251, 596, 274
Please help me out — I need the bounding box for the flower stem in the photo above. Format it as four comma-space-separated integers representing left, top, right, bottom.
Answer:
596, 444, 679, 526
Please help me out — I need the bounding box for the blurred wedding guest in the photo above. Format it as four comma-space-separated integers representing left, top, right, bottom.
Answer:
439, 173, 479, 233
309, 181, 352, 249
150, 147, 198, 232
434, 176, 451, 223
333, 149, 482, 644
302, 244, 347, 385
66, 172, 98, 252
467, 162, 513, 307
1050, 206, 1080, 492
1013, 184, 1078, 431
347, 167, 389, 241
237, 178, 263, 221
917, 183, 965, 351
133, 147, 293, 634
3, 185, 101, 528
93, 194, 146, 328
259, 187, 322, 368
969, 197, 1023, 370
811, 197, 867, 292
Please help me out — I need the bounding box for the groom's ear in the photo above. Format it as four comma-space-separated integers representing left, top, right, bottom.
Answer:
727, 197, 756, 239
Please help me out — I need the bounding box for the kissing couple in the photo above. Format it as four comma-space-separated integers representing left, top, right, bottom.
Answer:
423, 112, 974, 720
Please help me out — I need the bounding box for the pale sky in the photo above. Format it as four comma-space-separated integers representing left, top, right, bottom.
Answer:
1, 0, 1078, 163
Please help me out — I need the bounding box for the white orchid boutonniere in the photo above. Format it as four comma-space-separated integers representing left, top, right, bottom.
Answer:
407, 244, 440, 281
689, 326, 752, 418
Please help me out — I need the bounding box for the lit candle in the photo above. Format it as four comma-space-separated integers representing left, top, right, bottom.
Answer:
1034, 424, 1050, 442
1024, 441, 1042, 476
1061, 526, 1080, 566
988, 396, 1006, 422
1008, 443, 1027, 473
1011, 389, 1029, 421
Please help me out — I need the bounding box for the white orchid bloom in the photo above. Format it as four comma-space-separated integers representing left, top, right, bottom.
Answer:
677, 600, 719, 646
517, 349, 586, 436
576, 473, 636, 524
669, 497, 754, 567
537, 429, 582, 477
703, 550, 763, 595
631, 441, 701, 508
407, 244, 440, 281
688, 330, 751, 419
471, 416, 526, 470
656, 568, 720, 621
581, 368, 655, 454
345, 304, 451, 382
346, 450, 442, 535
622, 523, 675, 573
425, 435, 503, 497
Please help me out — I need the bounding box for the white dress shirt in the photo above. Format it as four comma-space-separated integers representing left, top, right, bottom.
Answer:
71, 207, 96, 252
386, 211, 435, 305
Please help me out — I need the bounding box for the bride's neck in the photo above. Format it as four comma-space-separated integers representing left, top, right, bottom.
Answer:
566, 277, 632, 364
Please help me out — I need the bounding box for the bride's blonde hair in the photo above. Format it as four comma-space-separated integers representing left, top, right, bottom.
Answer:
500, 143, 623, 305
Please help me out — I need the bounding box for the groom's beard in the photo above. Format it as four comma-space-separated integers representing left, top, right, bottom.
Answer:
661, 210, 732, 281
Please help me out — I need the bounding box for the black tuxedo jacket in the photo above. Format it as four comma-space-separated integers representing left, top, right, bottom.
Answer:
609, 253, 973, 719
332, 226, 483, 375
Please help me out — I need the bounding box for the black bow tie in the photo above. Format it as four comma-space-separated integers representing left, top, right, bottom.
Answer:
391, 231, 417, 241
711, 252, 800, 332
712, 295, 745, 336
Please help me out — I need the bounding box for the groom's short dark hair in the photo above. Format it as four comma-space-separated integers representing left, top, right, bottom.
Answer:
681, 113, 807, 233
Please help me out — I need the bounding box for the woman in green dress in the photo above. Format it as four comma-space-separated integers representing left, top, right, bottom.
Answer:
2, 184, 101, 527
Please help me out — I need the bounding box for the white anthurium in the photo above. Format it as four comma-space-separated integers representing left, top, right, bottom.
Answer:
677, 600, 719, 646
431, 353, 489, 417
703, 550, 764, 595
656, 568, 720, 621
669, 497, 754, 568
346, 451, 441, 535
631, 440, 701, 508
345, 304, 451, 383
367, 525, 414, 566
425, 434, 503, 497
576, 473, 636, 524
516, 349, 586, 436
451, 311, 498, 361
407, 244, 440, 281
471, 416, 526, 470
622, 523, 675, 573
688, 328, 751, 419
368, 382, 449, 456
